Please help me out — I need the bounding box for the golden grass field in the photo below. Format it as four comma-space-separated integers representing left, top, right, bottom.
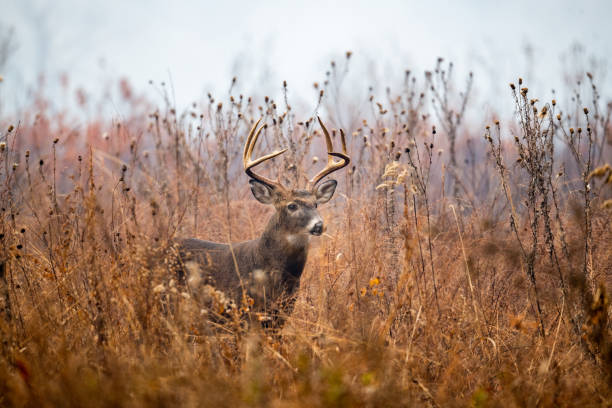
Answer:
0, 56, 611, 407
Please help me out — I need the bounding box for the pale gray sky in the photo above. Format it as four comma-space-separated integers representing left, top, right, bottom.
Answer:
1, 0, 610, 116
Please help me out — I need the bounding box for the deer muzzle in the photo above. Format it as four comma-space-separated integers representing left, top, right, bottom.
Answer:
309, 220, 324, 236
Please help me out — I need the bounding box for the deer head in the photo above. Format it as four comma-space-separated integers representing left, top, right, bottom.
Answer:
243, 116, 350, 240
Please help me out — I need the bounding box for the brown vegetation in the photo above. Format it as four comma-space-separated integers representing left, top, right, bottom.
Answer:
0, 54, 611, 407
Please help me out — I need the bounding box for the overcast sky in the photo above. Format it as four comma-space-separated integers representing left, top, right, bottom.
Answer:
1, 0, 610, 116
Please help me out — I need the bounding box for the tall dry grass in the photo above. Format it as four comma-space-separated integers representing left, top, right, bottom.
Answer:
0, 54, 611, 407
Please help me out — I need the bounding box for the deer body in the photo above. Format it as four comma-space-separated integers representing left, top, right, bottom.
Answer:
179, 216, 309, 308
177, 117, 349, 322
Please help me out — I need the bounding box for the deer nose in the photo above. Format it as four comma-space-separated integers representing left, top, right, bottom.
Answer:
310, 221, 323, 236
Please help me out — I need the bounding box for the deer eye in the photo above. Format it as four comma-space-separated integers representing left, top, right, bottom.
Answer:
287, 203, 298, 211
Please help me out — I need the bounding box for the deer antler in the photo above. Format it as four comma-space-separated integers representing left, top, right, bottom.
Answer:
243, 118, 288, 191
309, 116, 351, 188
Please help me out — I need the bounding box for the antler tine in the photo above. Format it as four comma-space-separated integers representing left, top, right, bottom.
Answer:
309, 116, 351, 187
243, 118, 288, 190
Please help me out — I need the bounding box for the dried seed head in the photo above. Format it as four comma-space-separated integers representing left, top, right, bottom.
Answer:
0, 142, 5, 152
253, 269, 266, 283
583, 107, 589, 114
588, 164, 611, 179
8, 125, 14, 133
153, 284, 166, 293
510, 83, 516, 90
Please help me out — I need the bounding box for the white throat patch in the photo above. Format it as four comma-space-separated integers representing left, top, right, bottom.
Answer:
286, 234, 308, 246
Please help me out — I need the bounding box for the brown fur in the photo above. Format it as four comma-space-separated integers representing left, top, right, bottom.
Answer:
178, 182, 337, 321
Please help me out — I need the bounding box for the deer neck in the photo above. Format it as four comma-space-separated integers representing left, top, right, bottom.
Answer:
258, 213, 310, 261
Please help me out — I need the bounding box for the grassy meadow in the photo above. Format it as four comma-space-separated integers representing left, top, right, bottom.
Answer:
0, 54, 611, 407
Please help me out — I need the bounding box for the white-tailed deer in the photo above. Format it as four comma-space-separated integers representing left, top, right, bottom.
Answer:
178, 117, 350, 324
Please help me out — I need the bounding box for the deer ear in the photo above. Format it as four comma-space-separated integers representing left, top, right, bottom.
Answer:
314, 179, 337, 204
249, 179, 275, 204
